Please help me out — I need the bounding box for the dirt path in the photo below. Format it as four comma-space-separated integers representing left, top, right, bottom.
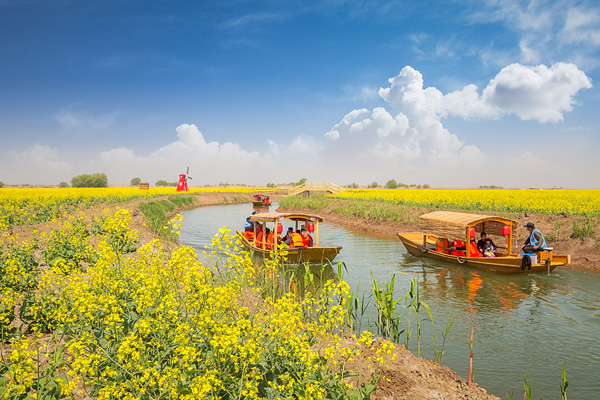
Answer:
277, 199, 600, 273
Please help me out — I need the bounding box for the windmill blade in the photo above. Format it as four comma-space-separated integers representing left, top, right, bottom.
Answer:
187, 176, 192, 180
186, 166, 189, 175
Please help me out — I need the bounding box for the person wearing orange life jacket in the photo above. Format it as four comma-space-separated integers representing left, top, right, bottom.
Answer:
285, 230, 305, 248
266, 229, 279, 250
301, 228, 314, 247
468, 239, 482, 257
255, 230, 264, 249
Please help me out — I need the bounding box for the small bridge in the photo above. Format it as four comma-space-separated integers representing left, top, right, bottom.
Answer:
288, 182, 346, 197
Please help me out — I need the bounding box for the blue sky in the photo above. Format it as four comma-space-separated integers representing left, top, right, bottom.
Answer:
1, 0, 599, 188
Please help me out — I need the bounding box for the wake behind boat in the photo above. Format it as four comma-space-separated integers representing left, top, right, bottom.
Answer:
397, 211, 570, 274
237, 212, 342, 264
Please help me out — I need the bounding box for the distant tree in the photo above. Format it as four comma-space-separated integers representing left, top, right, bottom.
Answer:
369, 182, 379, 189
156, 180, 177, 187
59, 181, 69, 188
71, 173, 108, 188
296, 178, 307, 186
0, 181, 4, 188
416, 184, 422, 189
131, 177, 141, 186
266, 183, 276, 188
423, 184, 430, 189
347, 182, 359, 189
385, 179, 398, 189
409, 184, 416, 188
398, 182, 408, 188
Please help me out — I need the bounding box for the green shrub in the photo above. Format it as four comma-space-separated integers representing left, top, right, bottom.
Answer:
71, 173, 108, 188
571, 218, 596, 240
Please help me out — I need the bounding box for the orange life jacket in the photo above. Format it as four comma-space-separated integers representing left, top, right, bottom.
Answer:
436, 239, 450, 254
302, 233, 313, 247
290, 232, 304, 247
468, 241, 482, 258
452, 240, 465, 256
255, 232, 264, 249
266, 232, 275, 250
242, 231, 254, 240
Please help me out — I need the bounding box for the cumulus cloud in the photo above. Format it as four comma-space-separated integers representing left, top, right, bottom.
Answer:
319, 63, 591, 185
481, 63, 592, 122
86, 124, 273, 185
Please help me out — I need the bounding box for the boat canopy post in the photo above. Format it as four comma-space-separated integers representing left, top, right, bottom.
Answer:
508, 224, 513, 255
274, 220, 279, 250
315, 220, 319, 246
465, 226, 471, 258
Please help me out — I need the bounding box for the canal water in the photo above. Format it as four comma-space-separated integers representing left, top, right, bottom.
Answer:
179, 202, 600, 399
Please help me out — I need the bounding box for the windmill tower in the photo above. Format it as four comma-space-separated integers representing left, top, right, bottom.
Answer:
176, 167, 192, 192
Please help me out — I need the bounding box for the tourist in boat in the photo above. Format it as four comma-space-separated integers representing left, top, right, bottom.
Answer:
282, 227, 294, 242
482, 239, 496, 257
301, 228, 314, 247
266, 228, 280, 250
477, 232, 496, 254
244, 211, 257, 231
468, 238, 482, 257
285, 230, 305, 248
521, 222, 546, 253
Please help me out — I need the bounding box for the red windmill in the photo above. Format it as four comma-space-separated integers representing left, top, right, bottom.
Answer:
176, 167, 192, 192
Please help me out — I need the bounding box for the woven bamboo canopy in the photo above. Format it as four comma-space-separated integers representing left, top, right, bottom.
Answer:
249, 212, 324, 223
419, 211, 517, 242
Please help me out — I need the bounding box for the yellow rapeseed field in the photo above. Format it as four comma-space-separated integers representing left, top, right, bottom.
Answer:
333, 189, 600, 216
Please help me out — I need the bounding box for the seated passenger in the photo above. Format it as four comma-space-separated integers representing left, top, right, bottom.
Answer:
244, 211, 257, 231
482, 239, 496, 257
521, 222, 546, 253
301, 228, 314, 248
255, 230, 264, 249
468, 239, 482, 257
266, 228, 279, 250
477, 232, 496, 254
281, 227, 294, 242
285, 230, 304, 248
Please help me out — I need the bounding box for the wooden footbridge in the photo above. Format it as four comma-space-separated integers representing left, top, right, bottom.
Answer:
288, 182, 346, 197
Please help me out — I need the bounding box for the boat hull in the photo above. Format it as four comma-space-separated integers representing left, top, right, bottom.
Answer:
237, 230, 341, 264
252, 201, 271, 206
397, 232, 570, 274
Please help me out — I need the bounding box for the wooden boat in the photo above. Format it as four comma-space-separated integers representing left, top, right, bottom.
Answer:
237, 212, 342, 264
252, 193, 272, 206
397, 211, 570, 274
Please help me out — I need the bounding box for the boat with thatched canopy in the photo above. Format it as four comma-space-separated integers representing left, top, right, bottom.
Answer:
237, 212, 342, 264
397, 211, 570, 274
252, 193, 272, 206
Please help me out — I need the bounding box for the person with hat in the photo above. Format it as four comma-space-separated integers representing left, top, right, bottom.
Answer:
244, 211, 257, 232
521, 222, 546, 253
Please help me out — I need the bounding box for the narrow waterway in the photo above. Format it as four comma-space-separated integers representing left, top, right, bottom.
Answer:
179, 202, 600, 399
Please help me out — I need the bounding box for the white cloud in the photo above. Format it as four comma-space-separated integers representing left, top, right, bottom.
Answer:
56, 110, 118, 130
471, 0, 600, 68
87, 124, 271, 185
318, 63, 592, 186
482, 63, 592, 122
0, 144, 73, 185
